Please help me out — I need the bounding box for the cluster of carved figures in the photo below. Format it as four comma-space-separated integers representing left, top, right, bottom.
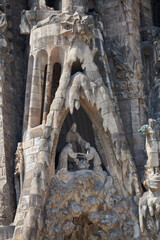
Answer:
57, 123, 104, 176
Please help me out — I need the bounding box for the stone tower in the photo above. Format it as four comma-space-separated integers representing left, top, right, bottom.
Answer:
0, 0, 160, 239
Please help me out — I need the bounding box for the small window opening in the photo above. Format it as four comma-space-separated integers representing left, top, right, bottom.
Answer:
88, 0, 96, 12
152, 0, 160, 27
71, 59, 84, 76
40, 65, 47, 124
45, 0, 62, 10
55, 107, 97, 171
51, 62, 61, 101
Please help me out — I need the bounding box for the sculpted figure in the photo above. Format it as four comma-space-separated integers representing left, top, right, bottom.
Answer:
14, 142, 24, 191
138, 119, 159, 168
57, 143, 77, 171
85, 142, 104, 173
66, 123, 86, 152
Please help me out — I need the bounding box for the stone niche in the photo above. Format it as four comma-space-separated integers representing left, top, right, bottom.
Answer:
55, 107, 97, 170
45, 0, 62, 10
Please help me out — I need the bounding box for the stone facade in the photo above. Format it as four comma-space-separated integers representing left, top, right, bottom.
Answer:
0, 0, 160, 240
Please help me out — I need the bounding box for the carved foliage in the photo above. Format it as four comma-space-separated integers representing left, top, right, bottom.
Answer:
111, 36, 143, 99
112, 36, 135, 79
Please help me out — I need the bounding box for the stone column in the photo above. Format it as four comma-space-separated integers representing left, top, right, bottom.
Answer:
42, 56, 53, 124
0, 5, 15, 225
23, 56, 34, 132
28, 55, 41, 128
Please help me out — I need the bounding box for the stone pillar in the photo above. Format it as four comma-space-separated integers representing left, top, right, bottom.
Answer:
42, 56, 53, 124
23, 56, 34, 132
0, 4, 16, 225
28, 55, 41, 128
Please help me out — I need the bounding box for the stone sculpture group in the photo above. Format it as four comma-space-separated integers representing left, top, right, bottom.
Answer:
57, 123, 104, 174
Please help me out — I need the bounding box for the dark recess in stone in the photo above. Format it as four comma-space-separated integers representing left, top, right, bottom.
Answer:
45, 0, 62, 10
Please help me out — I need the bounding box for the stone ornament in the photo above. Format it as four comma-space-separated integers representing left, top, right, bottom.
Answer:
139, 119, 160, 237
14, 142, 24, 191
138, 119, 159, 168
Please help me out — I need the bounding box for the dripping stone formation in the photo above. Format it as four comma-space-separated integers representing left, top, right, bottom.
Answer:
0, 0, 160, 239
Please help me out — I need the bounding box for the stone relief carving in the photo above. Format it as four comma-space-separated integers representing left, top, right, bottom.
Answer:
111, 36, 143, 99
112, 36, 135, 79
138, 119, 160, 238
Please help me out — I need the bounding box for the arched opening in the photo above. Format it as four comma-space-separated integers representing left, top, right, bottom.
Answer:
88, 0, 96, 13
152, 0, 160, 27
71, 58, 84, 76
45, 0, 62, 10
51, 62, 61, 101
55, 107, 97, 170
141, 46, 154, 94
28, 49, 48, 128
55, 102, 108, 173
40, 65, 47, 124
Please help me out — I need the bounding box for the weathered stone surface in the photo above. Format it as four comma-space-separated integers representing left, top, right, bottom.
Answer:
41, 170, 136, 240
1, 0, 160, 240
